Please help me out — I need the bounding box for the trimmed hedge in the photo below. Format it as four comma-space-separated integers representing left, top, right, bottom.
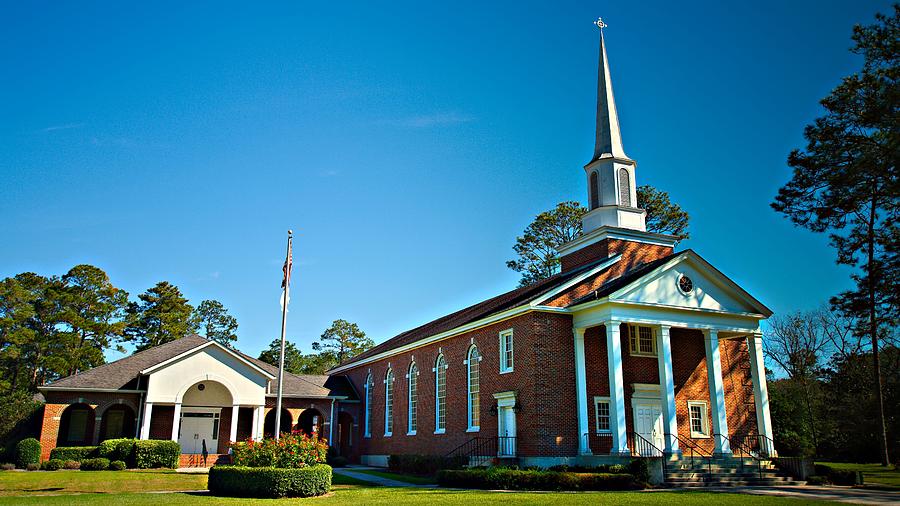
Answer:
134, 440, 180, 469
49, 446, 98, 462
15, 438, 41, 468
388, 455, 468, 475
813, 464, 864, 486
63, 460, 80, 470
208, 465, 332, 498
41, 459, 64, 471
81, 458, 110, 471
98, 439, 136, 466
109, 460, 127, 471
437, 468, 641, 491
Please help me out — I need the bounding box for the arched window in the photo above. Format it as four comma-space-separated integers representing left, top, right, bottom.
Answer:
435, 354, 447, 433
384, 368, 395, 436
590, 171, 600, 210
364, 372, 373, 437
407, 362, 418, 434
467, 345, 481, 430
618, 168, 631, 207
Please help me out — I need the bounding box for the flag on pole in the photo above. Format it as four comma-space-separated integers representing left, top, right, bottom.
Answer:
282, 238, 293, 289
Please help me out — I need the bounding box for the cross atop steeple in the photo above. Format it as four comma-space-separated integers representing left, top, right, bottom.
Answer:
593, 17, 607, 30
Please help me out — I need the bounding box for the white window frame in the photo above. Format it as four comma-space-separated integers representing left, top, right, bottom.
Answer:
364, 372, 373, 438
384, 368, 394, 437
499, 329, 514, 374
466, 345, 481, 432
688, 400, 710, 438
434, 354, 447, 434
407, 362, 418, 436
593, 396, 611, 433
626, 324, 658, 357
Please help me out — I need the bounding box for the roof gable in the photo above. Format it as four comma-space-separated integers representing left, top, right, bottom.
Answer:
140, 340, 274, 379
607, 251, 771, 316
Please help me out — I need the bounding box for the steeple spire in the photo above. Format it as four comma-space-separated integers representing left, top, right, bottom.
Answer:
592, 18, 630, 162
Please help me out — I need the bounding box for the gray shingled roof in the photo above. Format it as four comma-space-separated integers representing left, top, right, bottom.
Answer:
43, 335, 357, 400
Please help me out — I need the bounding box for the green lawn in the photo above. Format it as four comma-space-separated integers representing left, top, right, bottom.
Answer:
817, 462, 900, 489
0, 469, 837, 505
353, 469, 437, 485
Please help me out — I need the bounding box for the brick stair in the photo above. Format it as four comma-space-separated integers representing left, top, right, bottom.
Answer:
663, 456, 805, 488
178, 453, 230, 468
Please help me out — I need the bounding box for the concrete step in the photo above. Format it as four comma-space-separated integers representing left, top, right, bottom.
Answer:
667, 474, 796, 482
665, 480, 807, 488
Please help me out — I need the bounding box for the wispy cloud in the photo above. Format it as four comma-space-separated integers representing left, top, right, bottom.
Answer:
386, 112, 475, 128
320, 169, 340, 177
40, 123, 85, 132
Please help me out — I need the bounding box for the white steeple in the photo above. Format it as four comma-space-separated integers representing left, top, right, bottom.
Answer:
581, 18, 646, 234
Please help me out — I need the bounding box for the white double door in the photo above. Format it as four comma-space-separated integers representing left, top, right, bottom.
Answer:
633, 400, 665, 455
178, 409, 219, 454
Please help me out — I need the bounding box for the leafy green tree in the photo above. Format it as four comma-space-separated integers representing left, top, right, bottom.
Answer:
637, 185, 690, 240
12, 273, 68, 390
258, 338, 306, 374
0, 277, 37, 393
771, 6, 899, 465
59, 265, 129, 376
126, 282, 195, 351
312, 319, 374, 367
507, 187, 691, 286
191, 300, 238, 348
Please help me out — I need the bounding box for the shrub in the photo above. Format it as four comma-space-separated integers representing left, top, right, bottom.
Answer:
208, 465, 332, 498
230, 434, 328, 469
388, 455, 468, 475
813, 464, 863, 486
807, 475, 829, 486
548, 464, 627, 473
25, 463, 39, 471
41, 459, 64, 471
98, 439, 136, 467
63, 460, 81, 470
626, 458, 651, 483
436, 468, 641, 491
49, 446, 98, 462
109, 460, 126, 471
1, 463, 15, 471
134, 440, 180, 469
329, 456, 348, 468
15, 438, 41, 468
80, 458, 110, 471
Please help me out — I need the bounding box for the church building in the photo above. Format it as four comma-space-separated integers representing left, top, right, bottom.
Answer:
37, 25, 775, 470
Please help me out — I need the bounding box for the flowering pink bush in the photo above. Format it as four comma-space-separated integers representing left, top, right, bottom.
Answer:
230, 433, 328, 469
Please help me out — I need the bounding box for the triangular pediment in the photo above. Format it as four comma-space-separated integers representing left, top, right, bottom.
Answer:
609, 251, 771, 316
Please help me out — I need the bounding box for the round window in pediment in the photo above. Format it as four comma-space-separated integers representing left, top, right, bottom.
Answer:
197, 383, 205, 391
678, 275, 694, 295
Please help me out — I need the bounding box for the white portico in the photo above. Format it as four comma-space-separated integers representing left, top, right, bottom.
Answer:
137, 340, 273, 453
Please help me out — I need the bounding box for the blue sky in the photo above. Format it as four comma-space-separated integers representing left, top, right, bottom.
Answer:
1, 1, 892, 360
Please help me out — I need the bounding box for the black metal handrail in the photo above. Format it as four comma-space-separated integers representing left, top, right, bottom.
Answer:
582, 432, 614, 455
717, 433, 763, 479
628, 432, 667, 482
667, 433, 712, 482
446, 437, 496, 467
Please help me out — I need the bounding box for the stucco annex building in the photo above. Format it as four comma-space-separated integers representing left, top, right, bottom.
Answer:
38, 27, 775, 468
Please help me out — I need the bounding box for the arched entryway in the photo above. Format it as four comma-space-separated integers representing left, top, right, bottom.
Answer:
58, 403, 95, 446
298, 408, 324, 439
99, 404, 136, 442
336, 412, 353, 457
263, 408, 293, 438
177, 380, 234, 454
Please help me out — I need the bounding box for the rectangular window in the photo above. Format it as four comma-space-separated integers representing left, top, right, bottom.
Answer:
499, 330, 514, 373
594, 397, 610, 432
688, 401, 710, 438
626, 325, 657, 356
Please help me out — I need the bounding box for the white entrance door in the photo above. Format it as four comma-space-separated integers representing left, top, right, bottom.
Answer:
498, 406, 517, 456
178, 412, 219, 454
633, 401, 664, 456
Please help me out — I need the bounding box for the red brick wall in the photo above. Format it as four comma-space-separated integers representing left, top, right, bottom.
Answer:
148, 405, 175, 440
559, 238, 673, 274
39, 391, 141, 460
341, 311, 578, 459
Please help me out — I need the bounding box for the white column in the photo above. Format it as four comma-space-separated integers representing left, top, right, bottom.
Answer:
656, 325, 679, 454
251, 406, 261, 441
171, 403, 182, 441
139, 402, 153, 440
254, 406, 265, 440
704, 329, 731, 454
605, 321, 628, 454
748, 334, 775, 456
229, 405, 240, 443
573, 327, 591, 455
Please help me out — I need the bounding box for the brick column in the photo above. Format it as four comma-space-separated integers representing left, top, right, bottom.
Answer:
656, 325, 679, 454
574, 327, 591, 454
605, 321, 628, 454
704, 329, 731, 455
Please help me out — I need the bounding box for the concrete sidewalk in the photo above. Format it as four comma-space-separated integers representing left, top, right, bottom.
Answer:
332, 466, 432, 488
702, 485, 899, 505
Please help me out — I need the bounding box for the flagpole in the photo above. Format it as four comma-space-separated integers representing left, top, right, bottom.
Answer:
275, 229, 292, 441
